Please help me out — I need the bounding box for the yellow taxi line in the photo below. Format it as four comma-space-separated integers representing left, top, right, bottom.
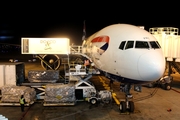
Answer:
98, 76, 120, 105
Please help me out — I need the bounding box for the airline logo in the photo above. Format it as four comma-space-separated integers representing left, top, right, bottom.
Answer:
91, 36, 109, 55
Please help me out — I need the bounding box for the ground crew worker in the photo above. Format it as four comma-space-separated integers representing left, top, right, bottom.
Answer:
84, 59, 90, 73
19, 95, 26, 112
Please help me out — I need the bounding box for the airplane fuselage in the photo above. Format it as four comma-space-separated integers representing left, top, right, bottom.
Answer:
83, 24, 165, 84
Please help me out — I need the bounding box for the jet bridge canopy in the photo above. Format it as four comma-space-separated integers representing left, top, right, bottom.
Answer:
149, 27, 180, 62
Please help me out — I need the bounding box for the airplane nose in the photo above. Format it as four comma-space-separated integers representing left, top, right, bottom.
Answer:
138, 51, 165, 82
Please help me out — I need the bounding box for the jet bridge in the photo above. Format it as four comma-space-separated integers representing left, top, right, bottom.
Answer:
149, 27, 180, 62
149, 27, 180, 89
150, 27, 180, 70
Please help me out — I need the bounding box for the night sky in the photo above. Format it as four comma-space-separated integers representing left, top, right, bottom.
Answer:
1, 1, 180, 45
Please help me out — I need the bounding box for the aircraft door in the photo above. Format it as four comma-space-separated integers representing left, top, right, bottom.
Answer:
112, 41, 126, 75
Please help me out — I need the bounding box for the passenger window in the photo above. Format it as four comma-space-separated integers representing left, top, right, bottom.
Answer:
119, 41, 126, 50
135, 41, 149, 48
125, 41, 134, 49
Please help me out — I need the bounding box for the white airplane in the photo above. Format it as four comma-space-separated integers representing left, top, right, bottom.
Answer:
81, 23, 166, 112
0, 24, 166, 113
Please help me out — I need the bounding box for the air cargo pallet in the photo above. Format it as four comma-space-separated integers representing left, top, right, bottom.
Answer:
43, 101, 76, 106
0, 101, 34, 106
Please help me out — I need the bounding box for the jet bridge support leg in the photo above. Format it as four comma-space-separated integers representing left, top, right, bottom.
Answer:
157, 61, 173, 90
119, 83, 135, 113
168, 61, 172, 76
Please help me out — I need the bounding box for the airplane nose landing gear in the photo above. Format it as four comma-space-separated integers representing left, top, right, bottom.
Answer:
119, 99, 135, 113
119, 83, 135, 113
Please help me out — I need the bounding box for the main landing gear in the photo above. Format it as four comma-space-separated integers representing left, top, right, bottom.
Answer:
119, 83, 135, 113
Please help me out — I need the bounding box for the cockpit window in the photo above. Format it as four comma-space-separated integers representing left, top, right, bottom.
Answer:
150, 41, 160, 48
155, 41, 161, 48
119, 41, 126, 50
125, 41, 134, 49
135, 41, 149, 49
119, 40, 160, 50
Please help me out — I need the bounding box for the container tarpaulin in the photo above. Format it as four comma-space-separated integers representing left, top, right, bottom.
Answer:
0, 85, 36, 103
44, 83, 76, 103
28, 70, 59, 83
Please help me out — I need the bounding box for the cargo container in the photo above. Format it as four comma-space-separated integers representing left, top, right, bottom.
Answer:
0, 62, 25, 87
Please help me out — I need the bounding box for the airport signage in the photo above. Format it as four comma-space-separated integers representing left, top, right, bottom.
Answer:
21, 38, 70, 54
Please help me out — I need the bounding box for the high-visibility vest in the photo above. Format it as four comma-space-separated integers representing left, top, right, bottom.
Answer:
20, 98, 24, 104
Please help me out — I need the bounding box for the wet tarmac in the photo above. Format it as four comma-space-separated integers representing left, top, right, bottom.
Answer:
0, 60, 180, 120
